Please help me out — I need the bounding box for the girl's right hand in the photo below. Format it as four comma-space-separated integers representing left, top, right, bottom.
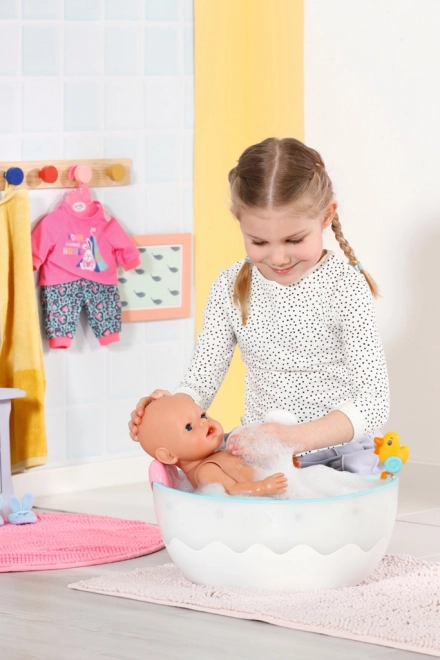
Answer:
128, 389, 171, 441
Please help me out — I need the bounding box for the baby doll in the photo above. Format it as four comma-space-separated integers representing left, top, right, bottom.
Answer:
137, 394, 288, 497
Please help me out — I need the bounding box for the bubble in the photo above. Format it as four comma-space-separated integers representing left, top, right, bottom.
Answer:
172, 434, 379, 501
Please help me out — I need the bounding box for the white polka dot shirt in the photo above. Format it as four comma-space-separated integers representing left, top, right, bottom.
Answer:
175, 251, 390, 442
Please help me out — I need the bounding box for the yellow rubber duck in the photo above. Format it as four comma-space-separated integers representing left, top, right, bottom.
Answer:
373, 431, 410, 480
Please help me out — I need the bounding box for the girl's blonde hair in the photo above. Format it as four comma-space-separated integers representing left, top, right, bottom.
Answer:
229, 137, 379, 324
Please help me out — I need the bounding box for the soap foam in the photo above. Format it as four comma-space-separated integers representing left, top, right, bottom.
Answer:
186, 429, 379, 499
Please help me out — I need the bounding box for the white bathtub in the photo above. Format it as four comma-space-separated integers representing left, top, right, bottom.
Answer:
150, 461, 399, 591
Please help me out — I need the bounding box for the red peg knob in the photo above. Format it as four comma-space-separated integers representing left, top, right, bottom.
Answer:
39, 165, 58, 184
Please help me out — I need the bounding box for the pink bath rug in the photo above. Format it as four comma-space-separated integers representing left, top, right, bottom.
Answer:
0, 513, 164, 572
69, 554, 440, 656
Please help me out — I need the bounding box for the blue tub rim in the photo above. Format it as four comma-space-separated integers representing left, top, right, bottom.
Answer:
152, 475, 399, 505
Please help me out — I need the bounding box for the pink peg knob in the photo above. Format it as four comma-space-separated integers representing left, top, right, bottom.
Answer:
68, 165, 92, 184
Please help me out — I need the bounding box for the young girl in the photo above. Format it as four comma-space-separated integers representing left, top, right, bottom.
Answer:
129, 137, 389, 474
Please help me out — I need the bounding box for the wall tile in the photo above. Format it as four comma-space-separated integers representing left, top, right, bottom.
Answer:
183, 0, 193, 22
45, 407, 67, 464
145, 183, 181, 233
145, 133, 180, 182
106, 401, 141, 455
144, 340, 184, 394
144, 318, 186, 344
66, 405, 105, 459
105, 0, 142, 21
28, 189, 60, 224
22, 25, 61, 76
0, 0, 18, 19
103, 136, 142, 184
0, 136, 21, 159
105, 26, 140, 75
64, 133, 103, 158
64, 81, 101, 131
0, 23, 19, 76
145, 25, 179, 75
145, 0, 180, 21
181, 316, 195, 341
107, 344, 146, 400
184, 24, 194, 75
64, 25, 102, 76
0, 83, 19, 133
65, 0, 101, 21
103, 185, 143, 234
104, 79, 143, 130
144, 77, 182, 130
22, 136, 63, 160
44, 351, 66, 408
182, 337, 195, 373
22, 78, 63, 132
66, 350, 106, 405
182, 184, 193, 232
182, 130, 193, 182
22, 0, 61, 19
117, 321, 145, 347
184, 77, 194, 128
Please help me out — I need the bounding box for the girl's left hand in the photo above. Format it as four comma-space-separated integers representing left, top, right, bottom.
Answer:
227, 422, 297, 457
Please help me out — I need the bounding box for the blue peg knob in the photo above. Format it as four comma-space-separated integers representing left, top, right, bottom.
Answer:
5, 167, 24, 186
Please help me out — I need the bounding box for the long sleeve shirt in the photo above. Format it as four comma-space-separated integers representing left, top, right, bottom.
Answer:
175, 251, 390, 442
31, 200, 140, 286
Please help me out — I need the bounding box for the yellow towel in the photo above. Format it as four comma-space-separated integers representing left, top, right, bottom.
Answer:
0, 182, 47, 472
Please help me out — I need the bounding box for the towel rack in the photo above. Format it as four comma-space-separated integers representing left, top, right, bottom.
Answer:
0, 158, 131, 191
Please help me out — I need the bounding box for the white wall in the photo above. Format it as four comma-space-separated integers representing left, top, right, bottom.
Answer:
2, 0, 195, 489
305, 0, 440, 464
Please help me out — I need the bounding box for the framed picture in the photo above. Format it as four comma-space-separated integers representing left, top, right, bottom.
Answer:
119, 233, 192, 322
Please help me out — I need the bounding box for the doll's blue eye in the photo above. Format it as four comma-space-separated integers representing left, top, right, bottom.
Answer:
185, 423, 192, 431
201, 413, 207, 419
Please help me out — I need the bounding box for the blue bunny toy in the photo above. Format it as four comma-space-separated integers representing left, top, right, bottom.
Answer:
8, 493, 37, 525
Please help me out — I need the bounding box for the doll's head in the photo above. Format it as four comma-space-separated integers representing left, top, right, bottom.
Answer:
137, 394, 224, 466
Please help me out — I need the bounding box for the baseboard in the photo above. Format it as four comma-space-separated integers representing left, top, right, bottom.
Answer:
12, 454, 154, 498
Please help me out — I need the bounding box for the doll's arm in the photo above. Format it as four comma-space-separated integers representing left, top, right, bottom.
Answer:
196, 463, 287, 497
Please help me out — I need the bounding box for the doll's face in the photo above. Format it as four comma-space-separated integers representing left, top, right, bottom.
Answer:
138, 394, 224, 464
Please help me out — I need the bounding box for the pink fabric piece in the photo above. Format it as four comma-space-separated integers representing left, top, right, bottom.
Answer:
0, 513, 164, 572
98, 331, 120, 346
69, 555, 440, 656
31, 200, 140, 286
48, 336, 71, 349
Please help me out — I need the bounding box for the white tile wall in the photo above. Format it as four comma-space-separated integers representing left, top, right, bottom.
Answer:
0, 0, 194, 470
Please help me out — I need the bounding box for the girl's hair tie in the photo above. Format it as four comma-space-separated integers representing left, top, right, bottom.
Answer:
244, 256, 252, 264
353, 262, 364, 273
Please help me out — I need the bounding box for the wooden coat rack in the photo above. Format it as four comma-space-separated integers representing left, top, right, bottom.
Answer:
0, 158, 131, 190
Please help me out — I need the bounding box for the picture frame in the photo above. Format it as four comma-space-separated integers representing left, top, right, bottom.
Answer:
119, 233, 192, 322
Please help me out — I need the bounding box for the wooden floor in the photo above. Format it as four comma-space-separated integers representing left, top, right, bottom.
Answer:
1, 462, 439, 660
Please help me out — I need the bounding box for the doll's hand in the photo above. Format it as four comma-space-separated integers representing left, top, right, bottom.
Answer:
261, 473, 288, 495
128, 389, 171, 441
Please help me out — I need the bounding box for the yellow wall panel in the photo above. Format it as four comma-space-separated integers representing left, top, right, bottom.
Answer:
194, 0, 304, 430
